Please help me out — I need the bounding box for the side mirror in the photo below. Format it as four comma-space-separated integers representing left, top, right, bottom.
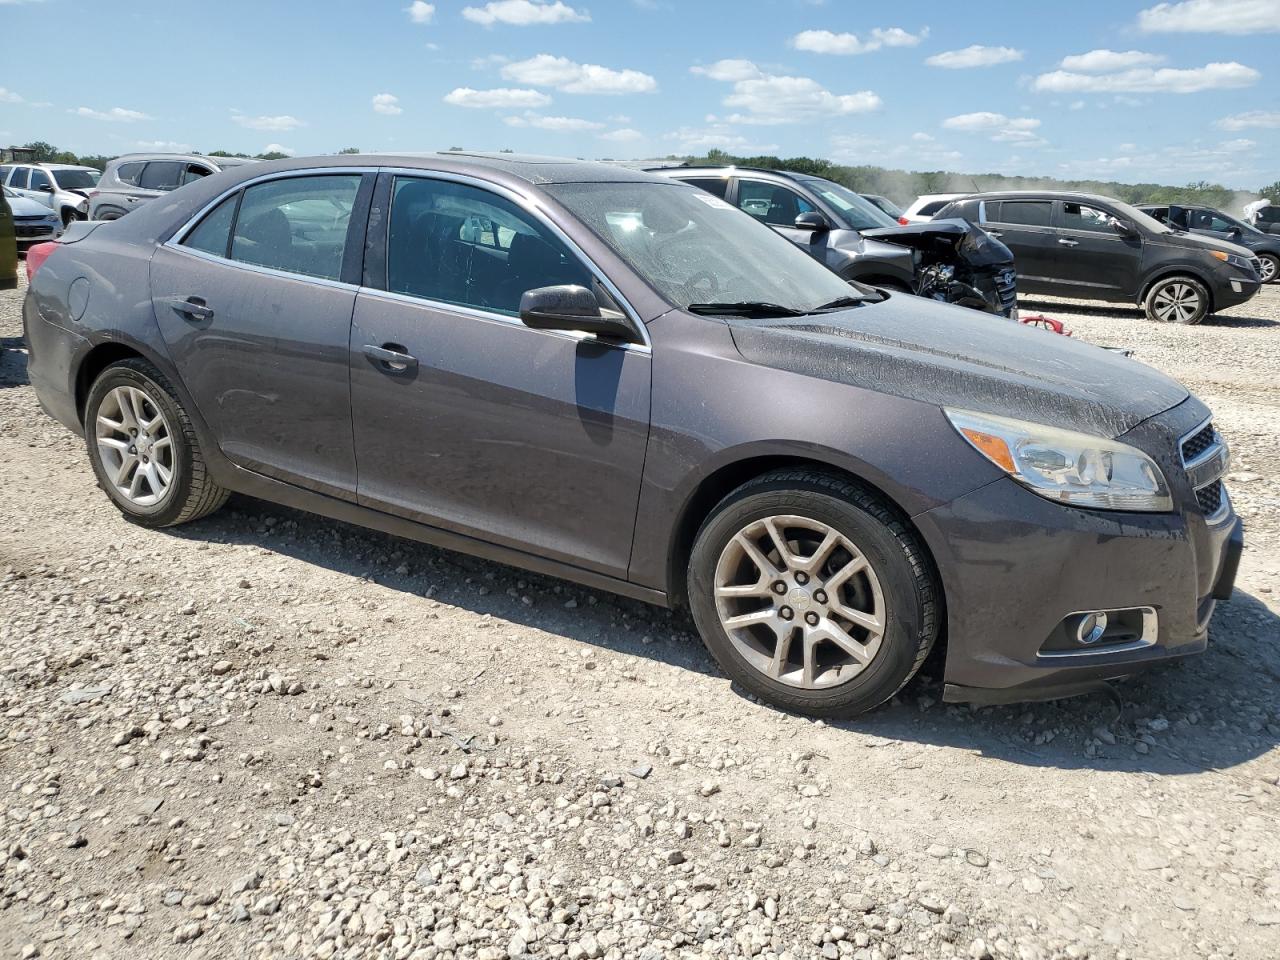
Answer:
1228, 226, 1242, 241
794, 211, 830, 232
37, 183, 53, 193
519, 285, 635, 340
1110, 217, 1137, 238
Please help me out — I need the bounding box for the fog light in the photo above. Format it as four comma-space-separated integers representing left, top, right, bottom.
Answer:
1076, 611, 1108, 645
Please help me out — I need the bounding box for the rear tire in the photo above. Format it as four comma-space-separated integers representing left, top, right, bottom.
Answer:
1144, 275, 1209, 325
686, 469, 939, 718
1258, 253, 1278, 285
84, 359, 228, 528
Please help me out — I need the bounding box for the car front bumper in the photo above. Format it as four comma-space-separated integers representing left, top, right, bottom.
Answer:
915, 473, 1242, 705
1216, 274, 1262, 310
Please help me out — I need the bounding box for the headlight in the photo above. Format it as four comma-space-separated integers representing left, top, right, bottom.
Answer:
1212, 250, 1255, 272
945, 409, 1172, 512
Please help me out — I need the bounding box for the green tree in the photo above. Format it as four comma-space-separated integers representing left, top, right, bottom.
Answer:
1256, 181, 1279, 200
21, 141, 58, 162
338, 147, 361, 154
255, 151, 291, 161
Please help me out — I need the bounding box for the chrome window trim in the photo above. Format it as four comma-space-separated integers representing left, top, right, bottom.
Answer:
164, 243, 360, 292
163, 164, 651, 351
357, 287, 651, 355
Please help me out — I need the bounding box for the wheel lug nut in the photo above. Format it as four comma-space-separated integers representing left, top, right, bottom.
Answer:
779, 607, 793, 621
814, 590, 828, 604
804, 612, 819, 626
795, 572, 809, 585
772, 581, 787, 595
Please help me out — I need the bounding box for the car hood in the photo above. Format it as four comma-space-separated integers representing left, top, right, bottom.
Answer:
1158, 228, 1255, 258
5, 194, 54, 216
725, 294, 1189, 438
861, 218, 1014, 269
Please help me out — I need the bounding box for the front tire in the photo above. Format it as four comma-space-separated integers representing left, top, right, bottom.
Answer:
1144, 276, 1209, 324
84, 359, 228, 528
1258, 253, 1278, 285
687, 469, 939, 718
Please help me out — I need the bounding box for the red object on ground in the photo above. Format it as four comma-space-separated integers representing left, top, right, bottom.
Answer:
1018, 313, 1072, 337
24, 242, 58, 283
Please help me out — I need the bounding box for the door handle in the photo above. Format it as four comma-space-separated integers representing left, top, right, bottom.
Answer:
363, 343, 417, 373
1057, 238, 1079, 247
165, 296, 214, 320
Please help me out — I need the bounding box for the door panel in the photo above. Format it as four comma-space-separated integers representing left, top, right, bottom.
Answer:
350, 173, 651, 577
983, 200, 1057, 293
150, 246, 359, 498
350, 294, 650, 575
1049, 200, 1142, 297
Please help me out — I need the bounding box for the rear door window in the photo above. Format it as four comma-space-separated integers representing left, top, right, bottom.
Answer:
386, 175, 591, 316
116, 161, 146, 186
0, 166, 10, 184
181, 194, 239, 258
10, 168, 28, 189
994, 200, 1052, 227
229, 174, 362, 281
139, 161, 184, 191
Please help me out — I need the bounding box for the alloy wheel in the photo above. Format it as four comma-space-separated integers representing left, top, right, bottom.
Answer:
1151, 282, 1202, 323
1261, 257, 1278, 283
94, 385, 174, 506
713, 515, 886, 689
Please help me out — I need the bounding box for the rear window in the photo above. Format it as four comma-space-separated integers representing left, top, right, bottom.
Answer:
917, 200, 950, 217
679, 177, 729, 199
994, 200, 1051, 227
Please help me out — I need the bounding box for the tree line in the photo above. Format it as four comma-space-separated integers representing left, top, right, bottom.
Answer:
8, 142, 363, 169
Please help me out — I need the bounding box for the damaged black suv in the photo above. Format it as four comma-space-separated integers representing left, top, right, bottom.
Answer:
652, 166, 1018, 317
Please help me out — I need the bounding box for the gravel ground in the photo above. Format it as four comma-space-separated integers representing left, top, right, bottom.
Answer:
1, 273, 1278, 960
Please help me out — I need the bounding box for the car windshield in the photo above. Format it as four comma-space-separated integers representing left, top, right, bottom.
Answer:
545, 181, 865, 314
54, 169, 100, 189
1102, 198, 1173, 235
802, 179, 899, 231
2, 186, 14, 199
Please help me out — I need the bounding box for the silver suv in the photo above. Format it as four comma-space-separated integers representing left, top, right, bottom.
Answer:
0, 162, 101, 227
88, 153, 256, 220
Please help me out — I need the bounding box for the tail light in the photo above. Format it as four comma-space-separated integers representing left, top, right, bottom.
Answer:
898, 216, 909, 225
25, 241, 58, 283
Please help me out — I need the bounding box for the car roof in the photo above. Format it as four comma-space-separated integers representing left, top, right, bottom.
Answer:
23, 163, 98, 171
649, 165, 816, 183
107, 152, 255, 166
946, 190, 1124, 205
356, 151, 670, 185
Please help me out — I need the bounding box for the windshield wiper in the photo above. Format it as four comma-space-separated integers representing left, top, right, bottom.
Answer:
809, 295, 871, 312
686, 301, 809, 318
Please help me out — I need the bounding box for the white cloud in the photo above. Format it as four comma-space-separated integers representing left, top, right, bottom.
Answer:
462, 1, 589, 26
405, 1, 435, 23
790, 26, 926, 55
663, 125, 779, 154
925, 45, 1023, 69
599, 128, 643, 142
501, 54, 657, 94
0, 87, 23, 103
502, 113, 604, 131
263, 143, 296, 156
911, 131, 934, 142
1138, 0, 1280, 34
1033, 61, 1259, 93
443, 87, 553, 108
135, 140, 194, 153
692, 59, 880, 124
943, 111, 1045, 144
1217, 109, 1280, 130
232, 112, 305, 131
1059, 49, 1165, 72
71, 106, 152, 123
372, 93, 403, 116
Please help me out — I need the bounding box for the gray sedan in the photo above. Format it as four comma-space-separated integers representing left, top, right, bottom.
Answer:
22, 154, 1241, 717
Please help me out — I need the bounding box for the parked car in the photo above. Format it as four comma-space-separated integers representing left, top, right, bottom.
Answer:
652, 167, 1017, 316
0, 190, 15, 291
3, 185, 62, 252
23, 154, 1241, 717
900, 193, 967, 224
1243, 199, 1279, 236
1137, 204, 1280, 285
89, 153, 258, 221
934, 192, 1262, 324
860, 193, 905, 221
1, 163, 100, 227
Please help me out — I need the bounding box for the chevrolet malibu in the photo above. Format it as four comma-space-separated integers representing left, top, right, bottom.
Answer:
23, 154, 1242, 717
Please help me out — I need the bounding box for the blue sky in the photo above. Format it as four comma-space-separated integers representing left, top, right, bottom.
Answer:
2, 0, 1277, 188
